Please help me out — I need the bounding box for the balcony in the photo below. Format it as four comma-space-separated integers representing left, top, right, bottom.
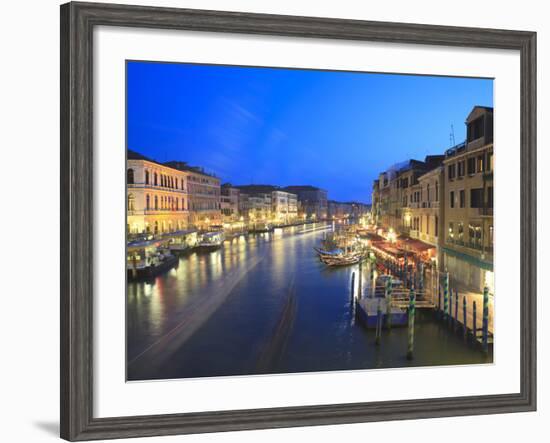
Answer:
472, 207, 493, 217
128, 183, 188, 193
446, 237, 493, 255
128, 209, 188, 215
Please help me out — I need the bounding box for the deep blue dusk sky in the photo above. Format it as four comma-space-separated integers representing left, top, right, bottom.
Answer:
127, 61, 493, 203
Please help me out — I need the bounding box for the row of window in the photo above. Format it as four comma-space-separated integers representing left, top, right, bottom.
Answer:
146, 194, 186, 211
449, 187, 493, 209
127, 168, 186, 190
447, 151, 493, 180
402, 182, 440, 206
410, 215, 439, 237
190, 201, 221, 211
188, 175, 217, 185
448, 222, 494, 248
128, 220, 186, 235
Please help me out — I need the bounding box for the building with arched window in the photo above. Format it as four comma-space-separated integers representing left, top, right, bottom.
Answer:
127, 149, 190, 236
164, 160, 222, 229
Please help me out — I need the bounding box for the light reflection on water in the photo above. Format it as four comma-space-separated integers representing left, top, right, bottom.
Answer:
127, 223, 491, 381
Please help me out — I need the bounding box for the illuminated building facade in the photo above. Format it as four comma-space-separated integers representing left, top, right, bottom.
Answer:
371, 105, 494, 295
221, 184, 241, 222
283, 185, 328, 220
408, 166, 443, 248
441, 106, 494, 293
165, 161, 222, 229
126, 150, 189, 236
271, 190, 298, 223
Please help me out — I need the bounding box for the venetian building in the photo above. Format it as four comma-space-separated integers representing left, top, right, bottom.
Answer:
441, 106, 494, 294
220, 184, 241, 223
126, 150, 189, 236
271, 190, 298, 224
282, 185, 328, 220
165, 161, 222, 230
406, 165, 443, 267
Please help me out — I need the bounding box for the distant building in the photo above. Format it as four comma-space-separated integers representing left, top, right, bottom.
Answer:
164, 161, 221, 229
220, 184, 241, 223
271, 190, 298, 223
373, 156, 443, 235
233, 185, 298, 223
126, 149, 189, 236
408, 165, 443, 248
328, 200, 352, 219
283, 185, 328, 220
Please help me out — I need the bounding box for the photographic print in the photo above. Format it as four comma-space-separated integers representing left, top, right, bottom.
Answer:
126, 61, 494, 381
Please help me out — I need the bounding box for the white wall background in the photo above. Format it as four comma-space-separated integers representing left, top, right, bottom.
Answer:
0, 1, 546, 442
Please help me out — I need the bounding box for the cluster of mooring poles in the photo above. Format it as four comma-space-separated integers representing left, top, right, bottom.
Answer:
355, 251, 491, 359
437, 271, 491, 353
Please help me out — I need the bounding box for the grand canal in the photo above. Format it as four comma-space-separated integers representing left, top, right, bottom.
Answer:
127, 223, 491, 381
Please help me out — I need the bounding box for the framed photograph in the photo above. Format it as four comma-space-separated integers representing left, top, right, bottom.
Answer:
60, 1, 537, 440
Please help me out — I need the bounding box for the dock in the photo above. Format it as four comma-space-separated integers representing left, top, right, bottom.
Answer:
355, 297, 407, 329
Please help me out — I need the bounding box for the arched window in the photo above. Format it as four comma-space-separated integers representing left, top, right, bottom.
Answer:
127, 193, 135, 211
154, 221, 159, 234
146, 194, 150, 210
154, 173, 158, 186
181, 178, 184, 190
154, 196, 158, 210
176, 199, 179, 211
145, 170, 149, 185
127, 168, 135, 184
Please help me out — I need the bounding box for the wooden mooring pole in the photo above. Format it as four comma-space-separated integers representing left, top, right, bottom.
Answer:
358, 261, 363, 298
406, 287, 416, 360
482, 286, 489, 353
385, 278, 392, 330
463, 296, 468, 340
443, 272, 449, 321
473, 300, 477, 343
350, 272, 355, 300
375, 299, 382, 346
454, 289, 459, 331
448, 287, 453, 326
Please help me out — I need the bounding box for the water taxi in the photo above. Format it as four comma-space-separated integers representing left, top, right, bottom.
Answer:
127, 239, 178, 280
196, 231, 225, 252
164, 229, 198, 254
249, 222, 274, 233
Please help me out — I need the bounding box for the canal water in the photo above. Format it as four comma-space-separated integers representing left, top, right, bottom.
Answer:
127, 223, 491, 381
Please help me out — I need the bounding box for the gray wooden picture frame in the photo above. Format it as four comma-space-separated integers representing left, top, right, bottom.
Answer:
60, 1, 537, 441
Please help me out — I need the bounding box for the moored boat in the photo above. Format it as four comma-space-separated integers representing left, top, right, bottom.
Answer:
320, 252, 365, 266
127, 239, 178, 280
164, 229, 198, 254
196, 231, 225, 251
249, 222, 274, 233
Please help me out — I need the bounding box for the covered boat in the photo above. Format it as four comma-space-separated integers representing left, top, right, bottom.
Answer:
127, 239, 178, 280
196, 231, 225, 251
